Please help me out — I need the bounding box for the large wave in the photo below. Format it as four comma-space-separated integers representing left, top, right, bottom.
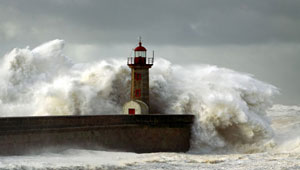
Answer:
0, 40, 280, 153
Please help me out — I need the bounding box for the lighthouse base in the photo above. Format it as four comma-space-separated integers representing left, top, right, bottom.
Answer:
0, 115, 194, 155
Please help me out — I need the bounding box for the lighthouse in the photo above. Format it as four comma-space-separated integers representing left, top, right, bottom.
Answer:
123, 38, 154, 115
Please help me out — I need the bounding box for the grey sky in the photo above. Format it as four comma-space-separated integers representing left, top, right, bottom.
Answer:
0, 0, 299, 104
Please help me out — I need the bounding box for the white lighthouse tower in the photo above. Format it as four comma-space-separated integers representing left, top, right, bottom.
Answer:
123, 38, 154, 115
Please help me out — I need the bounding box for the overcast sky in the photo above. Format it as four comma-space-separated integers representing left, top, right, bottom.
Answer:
0, 0, 299, 105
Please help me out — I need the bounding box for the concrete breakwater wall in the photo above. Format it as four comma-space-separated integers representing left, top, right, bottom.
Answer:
0, 115, 194, 155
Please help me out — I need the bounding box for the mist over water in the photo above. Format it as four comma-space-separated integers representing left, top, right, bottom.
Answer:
1, 39, 299, 156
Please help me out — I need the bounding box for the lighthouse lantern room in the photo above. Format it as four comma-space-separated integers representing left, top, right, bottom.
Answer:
123, 38, 154, 115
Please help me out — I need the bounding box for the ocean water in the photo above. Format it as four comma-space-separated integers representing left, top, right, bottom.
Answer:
0, 40, 299, 169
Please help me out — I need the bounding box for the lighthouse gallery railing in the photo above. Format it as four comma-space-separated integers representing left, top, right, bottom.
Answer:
127, 57, 154, 65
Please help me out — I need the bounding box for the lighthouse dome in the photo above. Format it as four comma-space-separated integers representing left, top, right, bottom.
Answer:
134, 41, 147, 57
134, 42, 147, 51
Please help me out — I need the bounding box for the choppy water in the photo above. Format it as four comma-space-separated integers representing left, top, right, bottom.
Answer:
0, 40, 299, 169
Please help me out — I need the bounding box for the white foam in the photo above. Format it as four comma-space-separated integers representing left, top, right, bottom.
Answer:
267, 105, 300, 153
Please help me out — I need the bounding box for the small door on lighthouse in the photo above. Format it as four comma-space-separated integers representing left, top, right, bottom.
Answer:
128, 108, 135, 115
123, 100, 149, 115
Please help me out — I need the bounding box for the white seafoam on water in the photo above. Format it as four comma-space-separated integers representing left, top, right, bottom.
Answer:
0, 40, 299, 169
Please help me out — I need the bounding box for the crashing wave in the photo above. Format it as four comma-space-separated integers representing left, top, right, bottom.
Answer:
0, 40, 280, 153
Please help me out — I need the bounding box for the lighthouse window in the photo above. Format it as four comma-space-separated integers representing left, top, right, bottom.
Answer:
135, 73, 141, 80
135, 89, 141, 97
135, 51, 146, 57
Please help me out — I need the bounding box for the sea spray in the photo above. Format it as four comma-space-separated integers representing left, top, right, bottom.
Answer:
267, 105, 300, 153
0, 39, 280, 153
149, 62, 278, 153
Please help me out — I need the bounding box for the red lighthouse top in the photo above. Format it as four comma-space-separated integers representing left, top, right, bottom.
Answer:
134, 41, 147, 51
127, 38, 154, 66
